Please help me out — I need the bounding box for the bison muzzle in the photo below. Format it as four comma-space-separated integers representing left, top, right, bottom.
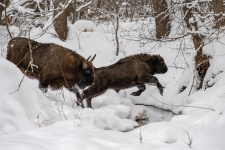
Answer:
81, 54, 168, 108
7, 37, 96, 104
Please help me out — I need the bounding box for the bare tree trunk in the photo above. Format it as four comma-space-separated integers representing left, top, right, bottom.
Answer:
114, 0, 119, 56
5, 6, 12, 39
1, 0, 12, 39
53, 0, 67, 40
39, 0, 49, 11
212, 0, 225, 29
183, 1, 210, 89
152, 0, 171, 39
182, 0, 193, 30
72, 0, 77, 24
194, 49, 210, 89
192, 30, 210, 89
125, 0, 128, 18
130, 0, 135, 21
0, 0, 5, 25
96, 0, 101, 8
0, 7, 2, 25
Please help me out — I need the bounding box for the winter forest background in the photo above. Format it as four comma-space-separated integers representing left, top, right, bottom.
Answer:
1, 0, 225, 150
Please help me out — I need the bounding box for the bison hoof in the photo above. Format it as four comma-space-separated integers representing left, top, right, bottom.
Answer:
131, 92, 141, 96
81, 104, 85, 108
159, 88, 163, 95
40, 87, 48, 93
76, 101, 85, 108
87, 104, 92, 108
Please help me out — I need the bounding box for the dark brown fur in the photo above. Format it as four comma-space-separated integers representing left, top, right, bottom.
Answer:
7, 37, 96, 102
81, 54, 168, 108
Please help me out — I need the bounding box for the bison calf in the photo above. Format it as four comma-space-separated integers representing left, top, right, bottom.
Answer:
81, 54, 168, 108
7, 37, 96, 104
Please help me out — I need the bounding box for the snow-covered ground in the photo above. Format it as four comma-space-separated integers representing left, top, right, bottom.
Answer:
0, 20, 225, 150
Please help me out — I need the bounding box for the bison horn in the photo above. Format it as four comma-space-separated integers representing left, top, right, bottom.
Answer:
90, 54, 96, 63
86, 55, 91, 61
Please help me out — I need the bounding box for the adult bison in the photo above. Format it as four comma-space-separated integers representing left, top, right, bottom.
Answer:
81, 54, 168, 108
7, 37, 96, 103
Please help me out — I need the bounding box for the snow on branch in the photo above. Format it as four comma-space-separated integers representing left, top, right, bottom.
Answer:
0, 2, 6, 8
76, 0, 93, 12
35, 0, 73, 38
53, 0, 73, 20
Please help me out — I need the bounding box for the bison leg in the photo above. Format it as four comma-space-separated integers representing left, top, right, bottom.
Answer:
86, 98, 92, 108
38, 67, 51, 93
82, 88, 107, 101
38, 71, 49, 93
131, 84, 146, 96
39, 84, 48, 93
38, 74, 49, 93
69, 87, 84, 108
81, 85, 108, 108
140, 75, 164, 95
115, 89, 120, 93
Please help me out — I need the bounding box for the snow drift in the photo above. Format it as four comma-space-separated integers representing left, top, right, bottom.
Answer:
0, 58, 59, 134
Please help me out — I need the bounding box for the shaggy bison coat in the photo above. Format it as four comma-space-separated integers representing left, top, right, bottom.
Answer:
81, 54, 168, 108
7, 37, 96, 101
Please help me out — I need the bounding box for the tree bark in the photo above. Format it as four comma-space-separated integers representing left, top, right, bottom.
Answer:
72, 0, 77, 24
0, 0, 5, 25
53, 0, 67, 40
212, 0, 225, 29
152, 0, 171, 39
0, 6, 2, 25
182, 0, 193, 30
114, 0, 119, 56
183, 1, 210, 89
5, 6, 12, 39
39, 0, 49, 11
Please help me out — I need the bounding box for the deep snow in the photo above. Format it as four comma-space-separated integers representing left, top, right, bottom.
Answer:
0, 20, 225, 150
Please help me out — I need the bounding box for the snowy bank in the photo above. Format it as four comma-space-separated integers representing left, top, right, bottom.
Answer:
0, 58, 59, 134
1, 19, 225, 150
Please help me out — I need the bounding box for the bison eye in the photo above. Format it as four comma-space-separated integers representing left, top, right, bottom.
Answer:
84, 69, 91, 74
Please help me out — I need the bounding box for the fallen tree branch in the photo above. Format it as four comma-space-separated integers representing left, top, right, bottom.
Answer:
139, 94, 215, 112
9, 73, 27, 94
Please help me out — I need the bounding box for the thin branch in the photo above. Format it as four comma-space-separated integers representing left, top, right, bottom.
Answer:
9, 28, 36, 94
4, 6, 12, 39
167, 65, 185, 70
9, 73, 27, 94
76, 0, 94, 12
54, 53, 70, 90
0, 2, 6, 8
144, 94, 215, 112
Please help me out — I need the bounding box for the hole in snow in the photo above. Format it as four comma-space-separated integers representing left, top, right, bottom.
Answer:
136, 105, 175, 126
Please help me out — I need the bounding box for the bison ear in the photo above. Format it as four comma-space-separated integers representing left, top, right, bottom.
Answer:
152, 55, 159, 64
153, 55, 158, 61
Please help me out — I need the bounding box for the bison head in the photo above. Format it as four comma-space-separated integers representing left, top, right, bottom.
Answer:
78, 54, 96, 89
154, 55, 168, 74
